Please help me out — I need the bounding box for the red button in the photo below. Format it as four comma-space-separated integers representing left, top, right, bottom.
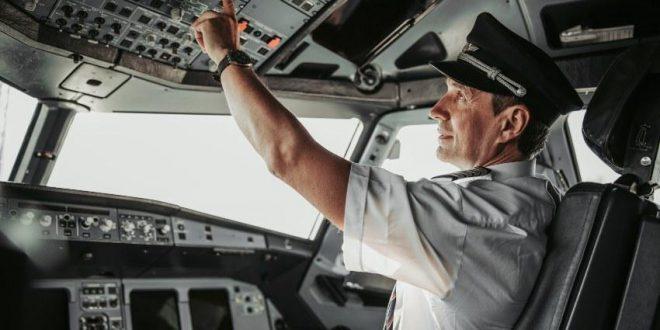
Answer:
267, 36, 281, 48
238, 20, 249, 32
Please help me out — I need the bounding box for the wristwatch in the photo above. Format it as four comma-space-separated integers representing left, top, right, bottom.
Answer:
212, 49, 253, 82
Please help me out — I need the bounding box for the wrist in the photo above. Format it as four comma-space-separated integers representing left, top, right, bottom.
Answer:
210, 48, 234, 65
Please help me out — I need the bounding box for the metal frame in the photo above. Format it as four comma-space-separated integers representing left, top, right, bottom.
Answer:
9, 101, 84, 185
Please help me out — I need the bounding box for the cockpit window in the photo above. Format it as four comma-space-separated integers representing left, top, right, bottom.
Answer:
47, 113, 362, 239
381, 124, 458, 181
0, 84, 37, 180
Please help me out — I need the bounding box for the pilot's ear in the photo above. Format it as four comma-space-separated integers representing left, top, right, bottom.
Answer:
497, 104, 530, 144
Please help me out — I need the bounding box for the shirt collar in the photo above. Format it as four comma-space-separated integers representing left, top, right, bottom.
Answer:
486, 159, 536, 181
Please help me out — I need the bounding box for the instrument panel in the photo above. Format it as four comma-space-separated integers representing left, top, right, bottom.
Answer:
8, 0, 333, 71
30, 278, 280, 330
0, 183, 315, 329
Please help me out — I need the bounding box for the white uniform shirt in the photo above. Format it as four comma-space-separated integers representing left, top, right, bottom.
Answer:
342, 160, 558, 329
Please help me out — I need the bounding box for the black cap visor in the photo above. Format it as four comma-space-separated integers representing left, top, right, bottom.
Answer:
430, 60, 512, 96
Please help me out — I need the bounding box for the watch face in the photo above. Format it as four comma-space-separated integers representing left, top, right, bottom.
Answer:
229, 50, 252, 66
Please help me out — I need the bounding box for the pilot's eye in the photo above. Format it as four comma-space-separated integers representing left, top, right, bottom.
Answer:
457, 91, 467, 102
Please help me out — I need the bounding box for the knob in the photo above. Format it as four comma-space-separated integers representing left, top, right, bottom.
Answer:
76, 10, 88, 21
184, 33, 194, 43
183, 47, 193, 55
102, 34, 114, 42
88, 29, 99, 38
137, 220, 151, 232
169, 42, 180, 54
56, 18, 67, 28
158, 224, 171, 235
94, 17, 105, 28
144, 33, 157, 46
158, 38, 169, 47
171, 57, 181, 64
71, 24, 83, 33
40, 215, 53, 227
100, 219, 115, 233
170, 7, 183, 22
61, 5, 74, 17
81, 216, 95, 229
121, 221, 135, 233
155, 22, 166, 31
135, 45, 146, 53
24, 0, 38, 12
146, 49, 157, 57
21, 211, 35, 226
110, 23, 121, 34
142, 224, 154, 236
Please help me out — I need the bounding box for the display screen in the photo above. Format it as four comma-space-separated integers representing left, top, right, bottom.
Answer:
189, 289, 233, 330
130, 290, 181, 330
23, 289, 69, 330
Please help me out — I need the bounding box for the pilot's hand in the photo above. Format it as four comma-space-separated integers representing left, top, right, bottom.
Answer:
191, 0, 239, 64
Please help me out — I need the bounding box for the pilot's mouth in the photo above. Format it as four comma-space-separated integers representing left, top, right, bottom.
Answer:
437, 128, 453, 140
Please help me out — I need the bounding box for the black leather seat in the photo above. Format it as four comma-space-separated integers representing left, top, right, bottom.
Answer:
515, 43, 660, 329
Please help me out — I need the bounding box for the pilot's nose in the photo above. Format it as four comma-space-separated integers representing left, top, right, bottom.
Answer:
429, 95, 450, 122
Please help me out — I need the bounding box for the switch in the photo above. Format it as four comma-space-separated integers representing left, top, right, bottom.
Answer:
111, 23, 121, 34
71, 23, 83, 33
103, 34, 114, 42
267, 36, 281, 49
61, 5, 74, 18
170, 42, 180, 54
56, 18, 67, 28
40, 215, 53, 227
76, 10, 88, 21
94, 17, 105, 28
238, 19, 249, 32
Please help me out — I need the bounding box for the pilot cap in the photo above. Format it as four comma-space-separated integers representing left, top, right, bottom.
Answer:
431, 12, 583, 125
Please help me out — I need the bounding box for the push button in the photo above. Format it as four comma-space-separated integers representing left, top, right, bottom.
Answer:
267, 36, 281, 49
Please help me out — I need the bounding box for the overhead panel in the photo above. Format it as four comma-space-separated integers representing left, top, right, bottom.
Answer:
8, 0, 334, 72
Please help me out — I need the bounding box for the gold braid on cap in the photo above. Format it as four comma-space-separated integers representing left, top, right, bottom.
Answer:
457, 43, 527, 97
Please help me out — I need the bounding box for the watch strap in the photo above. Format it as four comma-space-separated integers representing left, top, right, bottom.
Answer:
212, 50, 251, 82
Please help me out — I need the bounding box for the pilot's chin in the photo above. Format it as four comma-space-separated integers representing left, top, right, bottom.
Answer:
435, 147, 449, 162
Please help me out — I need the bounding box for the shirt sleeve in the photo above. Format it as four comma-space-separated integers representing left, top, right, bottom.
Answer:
341, 163, 468, 297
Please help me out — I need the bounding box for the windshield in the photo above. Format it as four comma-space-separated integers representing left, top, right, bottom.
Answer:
0, 84, 37, 180
47, 112, 362, 239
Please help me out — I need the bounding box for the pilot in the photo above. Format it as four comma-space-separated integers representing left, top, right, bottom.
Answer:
192, 2, 583, 329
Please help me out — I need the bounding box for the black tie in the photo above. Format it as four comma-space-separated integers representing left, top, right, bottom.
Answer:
383, 287, 396, 330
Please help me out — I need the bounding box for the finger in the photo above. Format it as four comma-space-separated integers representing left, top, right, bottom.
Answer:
194, 31, 206, 53
221, 0, 236, 18
191, 10, 220, 28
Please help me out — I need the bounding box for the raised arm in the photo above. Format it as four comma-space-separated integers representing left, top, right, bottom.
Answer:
192, 0, 351, 229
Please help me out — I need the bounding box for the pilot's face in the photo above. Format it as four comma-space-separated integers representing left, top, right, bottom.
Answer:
428, 79, 502, 169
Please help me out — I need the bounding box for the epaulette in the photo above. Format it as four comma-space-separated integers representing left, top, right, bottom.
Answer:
432, 166, 491, 181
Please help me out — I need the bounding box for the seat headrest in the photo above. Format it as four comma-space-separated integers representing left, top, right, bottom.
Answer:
583, 42, 660, 184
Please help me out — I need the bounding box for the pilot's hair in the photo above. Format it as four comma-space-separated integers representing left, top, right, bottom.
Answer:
491, 94, 549, 158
